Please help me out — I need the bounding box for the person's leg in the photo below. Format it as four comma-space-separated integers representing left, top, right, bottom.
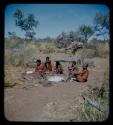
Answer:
76, 75, 86, 82
66, 71, 74, 81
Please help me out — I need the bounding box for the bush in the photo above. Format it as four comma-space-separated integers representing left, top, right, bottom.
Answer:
5, 37, 23, 49
55, 48, 65, 53
5, 70, 17, 87
5, 42, 39, 67
76, 42, 109, 58
95, 43, 109, 57
5, 49, 25, 66
38, 42, 56, 54
76, 48, 96, 58
77, 68, 109, 121
43, 44, 55, 53
78, 102, 106, 121
35, 42, 41, 49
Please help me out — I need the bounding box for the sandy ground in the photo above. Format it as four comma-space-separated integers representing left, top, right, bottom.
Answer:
4, 54, 109, 122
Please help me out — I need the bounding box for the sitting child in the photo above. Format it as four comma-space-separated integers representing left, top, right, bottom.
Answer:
54, 61, 63, 74
45, 57, 52, 73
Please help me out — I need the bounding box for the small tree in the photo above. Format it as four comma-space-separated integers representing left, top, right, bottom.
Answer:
55, 32, 67, 48
77, 24, 94, 44
93, 12, 109, 41
13, 9, 39, 66
68, 31, 76, 43
8, 32, 16, 39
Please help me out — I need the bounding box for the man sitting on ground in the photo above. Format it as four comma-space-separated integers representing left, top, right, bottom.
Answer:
35, 59, 46, 77
73, 64, 89, 82
67, 61, 79, 81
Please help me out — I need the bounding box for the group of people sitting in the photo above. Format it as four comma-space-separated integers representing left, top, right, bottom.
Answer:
35, 57, 89, 82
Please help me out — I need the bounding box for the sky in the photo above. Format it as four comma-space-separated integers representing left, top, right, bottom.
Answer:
5, 4, 109, 39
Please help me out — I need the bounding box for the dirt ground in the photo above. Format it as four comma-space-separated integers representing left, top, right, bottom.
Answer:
4, 54, 109, 122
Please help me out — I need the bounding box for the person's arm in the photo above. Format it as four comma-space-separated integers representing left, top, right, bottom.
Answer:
72, 69, 81, 75
43, 64, 47, 73
59, 65, 63, 72
68, 66, 72, 71
82, 70, 89, 80
80, 70, 86, 75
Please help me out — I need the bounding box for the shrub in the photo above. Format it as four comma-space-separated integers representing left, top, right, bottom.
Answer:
95, 43, 109, 57
5, 49, 25, 66
5, 37, 23, 49
77, 68, 109, 121
35, 42, 41, 49
40, 42, 56, 54
55, 48, 65, 53
43, 45, 55, 53
76, 48, 96, 59
76, 42, 109, 58
78, 101, 107, 121
5, 70, 17, 87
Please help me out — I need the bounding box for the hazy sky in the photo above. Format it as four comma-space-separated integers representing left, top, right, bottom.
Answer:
5, 4, 109, 39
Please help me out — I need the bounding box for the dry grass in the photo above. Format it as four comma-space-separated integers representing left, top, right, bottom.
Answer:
76, 42, 109, 59
4, 39, 109, 88
5, 38, 109, 67
77, 68, 109, 121
96, 43, 109, 57
76, 48, 96, 59
5, 67, 17, 87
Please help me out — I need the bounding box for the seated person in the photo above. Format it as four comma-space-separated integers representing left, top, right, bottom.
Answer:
67, 61, 79, 81
35, 59, 46, 77
45, 57, 52, 73
73, 64, 89, 82
68, 61, 79, 75
54, 61, 63, 74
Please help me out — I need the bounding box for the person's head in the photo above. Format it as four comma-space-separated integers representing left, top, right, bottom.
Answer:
46, 57, 50, 61
72, 61, 76, 66
83, 64, 88, 69
36, 59, 41, 66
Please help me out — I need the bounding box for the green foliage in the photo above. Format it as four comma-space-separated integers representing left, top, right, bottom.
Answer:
77, 24, 94, 43
68, 31, 75, 42
94, 12, 109, 40
55, 31, 78, 48
13, 9, 39, 40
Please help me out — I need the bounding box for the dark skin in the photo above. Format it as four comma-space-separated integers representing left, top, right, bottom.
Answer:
55, 61, 63, 74
73, 64, 89, 82
35, 60, 46, 77
66, 62, 79, 81
46, 57, 50, 63
45, 57, 52, 72
68, 62, 78, 76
